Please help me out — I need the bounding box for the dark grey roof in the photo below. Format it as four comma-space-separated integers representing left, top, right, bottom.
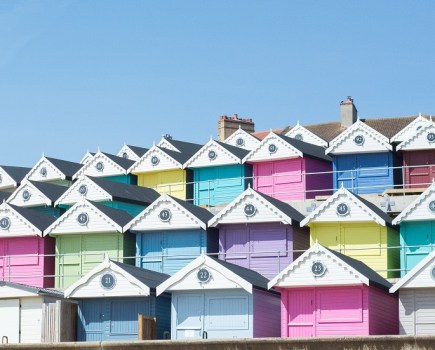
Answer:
0, 165, 31, 184
45, 157, 83, 179
101, 152, 136, 171
126, 145, 149, 158
157, 146, 195, 165
352, 192, 393, 225
111, 260, 169, 289
162, 137, 203, 155
215, 141, 250, 161
0, 191, 10, 202
209, 257, 276, 292
88, 176, 160, 204
168, 195, 214, 224
255, 190, 305, 223
9, 204, 57, 231
324, 247, 392, 291
275, 134, 332, 162
29, 180, 68, 203
0, 281, 64, 298
88, 200, 134, 228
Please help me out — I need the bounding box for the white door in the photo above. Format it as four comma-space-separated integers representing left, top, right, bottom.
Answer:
0, 299, 20, 343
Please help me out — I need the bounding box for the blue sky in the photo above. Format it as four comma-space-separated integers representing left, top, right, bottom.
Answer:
1, 1, 434, 166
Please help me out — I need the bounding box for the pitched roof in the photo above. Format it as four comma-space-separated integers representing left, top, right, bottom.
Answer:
157, 146, 195, 165
252, 128, 284, 140
0, 281, 64, 298
29, 180, 68, 203
88, 200, 134, 227
275, 134, 332, 161
0, 165, 31, 183
126, 145, 149, 158
45, 157, 83, 179
304, 121, 344, 142
255, 190, 305, 223
88, 176, 160, 204
111, 260, 169, 289
101, 152, 136, 171
161, 138, 203, 155
9, 203, 57, 231
0, 191, 10, 202
168, 195, 214, 223
215, 140, 250, 161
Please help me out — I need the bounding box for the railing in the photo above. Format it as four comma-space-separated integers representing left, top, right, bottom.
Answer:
141, 163, 435, 206
0, 244, 432, 286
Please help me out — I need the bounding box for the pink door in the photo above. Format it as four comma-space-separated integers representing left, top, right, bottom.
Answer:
254, 163, 274, 196
287, 289, 315, 338
0, 240, 4, 280
274, 159, 302, 200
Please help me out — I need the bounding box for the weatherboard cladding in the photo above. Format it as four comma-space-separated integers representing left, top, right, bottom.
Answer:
0, 166, 31, 189
223, 128, 261, 150
398, 123, 435, 151
44, 157, 83, 179
285, 125, 328, 148
275, 134, 332, 162
390, 115, 432, 143
8, 203, 57, 232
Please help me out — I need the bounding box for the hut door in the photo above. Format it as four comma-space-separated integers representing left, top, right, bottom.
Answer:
175, 294, 204, 339
405, 151, 433, 188
0, 240, 4, 279
254, 163, 274, 196
223, 227, 249, 268
0, 299, 20, 343
287, 289, 315, 338
77, 300, 105, 341
139, 232, 164, 273
403, 222, 432, 274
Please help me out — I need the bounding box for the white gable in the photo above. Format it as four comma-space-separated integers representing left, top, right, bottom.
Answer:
117, 145, 141, 162
26, 156, 66, 183
390, 115, 432, 143
209, 187, 294, 226
46, 199, 122, 235
125, 194, 207, 231
326, 120, 392, 155
73, 152, 127, 180
184, 140, 242, 168
156, 255, 252, 296
55, 176, 111, 207
268, 243, 369, 289
393, 183, 435, 224
300, 187, 386, 226
64, 257, 150, 298
157, 137, 180, 152
244, 132, 302, 163
0, 202, 41, 237
7, 181, 52, 207
390, 250, 435, 292
129, 146, 182, 173
396, 122, 435, 151
223, 128, 261, 150
80, 151, 95, 165
285, 124, 328, 148
0, 168, 18, 191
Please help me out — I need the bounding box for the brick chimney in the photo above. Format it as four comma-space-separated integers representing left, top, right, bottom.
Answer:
217, 114, 255, 141
340, 96, 358, 128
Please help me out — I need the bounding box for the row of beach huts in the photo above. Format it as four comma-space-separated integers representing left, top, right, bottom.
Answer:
1, 98, 435, 343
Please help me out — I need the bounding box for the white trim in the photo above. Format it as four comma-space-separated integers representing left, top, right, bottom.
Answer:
183, 139, 243, 168
54, 176, 112, 206
25, 156, 67, 181
300, 187, 387, 227
396, 122, 435, 151
0, 201, 43, 237
128, 145, 183, 173
390, 115, 431, 143
7, 179, 52, 207
223, 128, 261, 150
268, 242, 370, 289
208, 187, 294, 227
285, 124, 328, 148
156, 254, 252, 296
73, 151, 128, 180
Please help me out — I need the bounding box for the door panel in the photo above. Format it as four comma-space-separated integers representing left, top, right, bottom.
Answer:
358, 153, 389, 178
0, 299, 20, 343
335, 155, 356, 191
287, 289, 315, 338
223, 227, 249, 267
275, 159, 302, 184
251, 226, 287, 258
140, 232, 164, 272
175, 294, 203, 339
317, 288, 363, 323
403, 222, 432, 273
109, 299, 150, 338
343, 226, 381, 256
78, 300, 105, 341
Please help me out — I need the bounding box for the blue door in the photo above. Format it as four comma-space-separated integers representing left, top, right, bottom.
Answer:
357, 153, 392, 194
334, 155, 356, 192
78, 298, 151, 341
175, 294, 204, 339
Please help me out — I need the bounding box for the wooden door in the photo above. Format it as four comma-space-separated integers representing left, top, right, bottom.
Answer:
222, 227, 249, 268
165, 230, 203, 275
77, 300, 105, 341
194, 168, 216, 206
56, 236, 81, 288
254, 163, 274, 196
0, 299, 20, 343
405, 151, 433, 188
274, 159, 302, 200
0, 240, 4, 280
287, 289, 315, 338
334, 155, 356, 191
138, 232, 164, 273
403, 222, 432, 275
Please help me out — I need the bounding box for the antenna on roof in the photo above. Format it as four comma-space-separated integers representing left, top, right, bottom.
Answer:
296, 120, 300, 126
419, 112, 422, 118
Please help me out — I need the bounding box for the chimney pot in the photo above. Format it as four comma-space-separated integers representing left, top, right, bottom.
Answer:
340, 96, 358, 128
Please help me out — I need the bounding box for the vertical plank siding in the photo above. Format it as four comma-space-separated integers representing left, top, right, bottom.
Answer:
368, 286, 398, 335
137, 169, 192, 200
253, 289, 281, 338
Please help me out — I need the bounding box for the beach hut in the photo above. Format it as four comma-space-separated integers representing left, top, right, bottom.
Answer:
244, 131, 332, 201
300, 186, 400, 278
156, 254, 280, 339
73, 151, 137, 185
0, 281, 73, 343
390, 249, 435, 335
45, 199, 134, 288
285, 122, 329, 148
55, 175, 159, 216
64, 256, 170, 341
125, 194, 218, 275
129, 137, 202, 200
208, 187, 309, 278
0, 202, 56, 287
268, 243, 398, 337
392, 181, 435, 276
25, 155, 82, 187
0, 165, 31, 192
117, 144, 149, 162
7, 180, 67, 217
223, 127, 261, 150
184, 139, 252, 206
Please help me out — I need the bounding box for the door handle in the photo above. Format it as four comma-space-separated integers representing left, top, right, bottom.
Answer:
202, 331, 208, 339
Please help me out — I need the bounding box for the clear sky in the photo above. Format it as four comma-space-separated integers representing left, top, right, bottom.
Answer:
1, 1, 434, 167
